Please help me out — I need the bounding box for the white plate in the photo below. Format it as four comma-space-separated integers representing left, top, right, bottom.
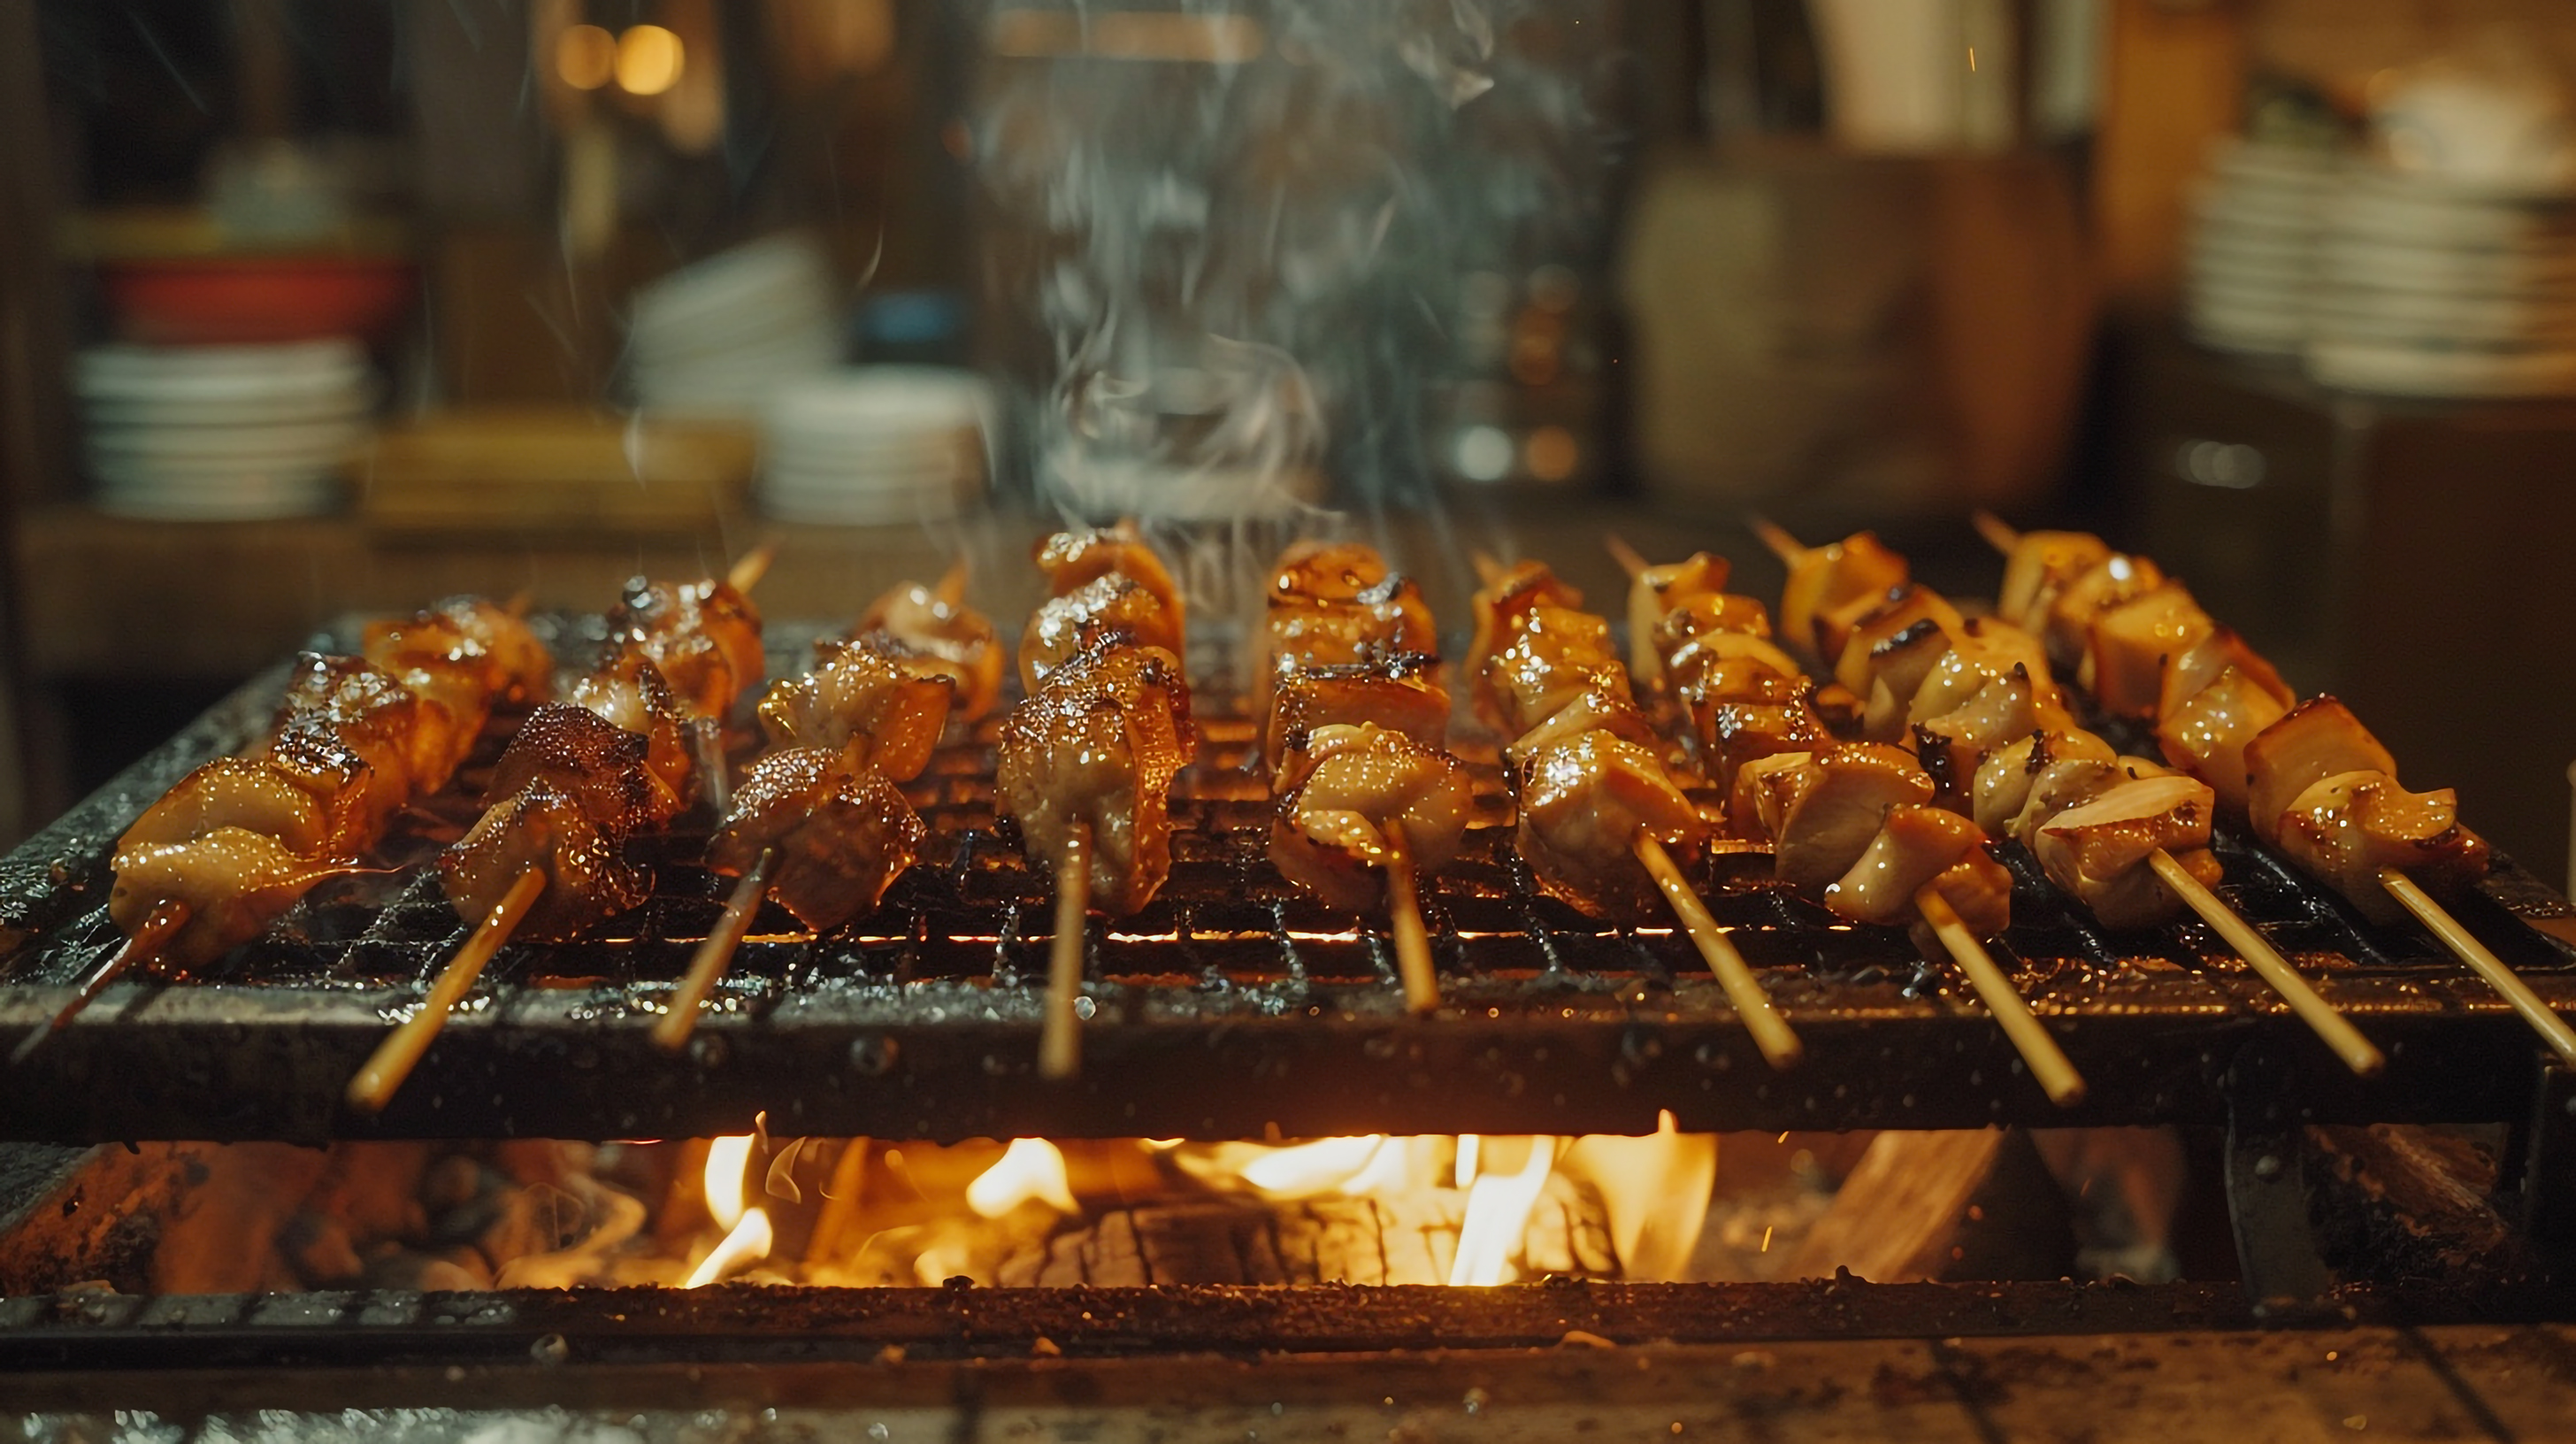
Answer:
87, 416, 366, 460
2305, 338, 2576, 396
2318, 237, 2576, 296
92, 479, 340, 521
628, 234, 836, 339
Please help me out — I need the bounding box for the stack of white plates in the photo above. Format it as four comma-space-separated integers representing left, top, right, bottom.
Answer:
75, 340, 372, 519
2304, 169, 2576, 397
2184, 140, 2342, 356
756, 367, 993, 525
628, 233, 843, 418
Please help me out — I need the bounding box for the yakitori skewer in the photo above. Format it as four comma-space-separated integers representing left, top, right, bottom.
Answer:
654, 568, 993, 1049
1468, 550, 1803, 1071
1257, 542, 1458, 1015
1975, 511, 2572, 1068
1002, 527, 1197, 1078
1611, 538, 2081, 1104
1756, 518, 2381, 1076
18, 599, 551, 1064
347, 558, 770, 1113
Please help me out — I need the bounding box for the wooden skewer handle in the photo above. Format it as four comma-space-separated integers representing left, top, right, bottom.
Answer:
11, 899, 192, 1066
2380, 868, 2576, 1068
1633, 830, 1803, 1071
1916, 886, 2086, 1108
2149, 849, 2383, 1077
1383, 823, 1439, 1015
346, 864, 548, 1114
655, 852, 775, 1053
1039, 822, 1092, 1080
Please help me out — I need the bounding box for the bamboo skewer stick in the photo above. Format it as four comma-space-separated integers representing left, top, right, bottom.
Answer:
1915, 886, 2087, 1107
1382, 822, 1439, 1014
347, 864, 548, 1114
1747, 515, 1809, 567
1971, 510, 2024, 556
1633, 829, 1803, 1071
932, 559, 970, 609
725, 542, 778, 595
2378, 868, 2576, 1067
11, 900, 192, 1066
2148, 848, 2383, 1075
1039, 820, 1092, 1080
1604, 534, 1652, 582
655, 849, 778, 1053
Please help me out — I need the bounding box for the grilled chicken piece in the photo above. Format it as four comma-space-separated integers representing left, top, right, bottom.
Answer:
1475, 603, 1625, 738
1778, 531, 1908, 667
1852, 620, 1959, 742
1036, 526, 1186, 635
272, 654, 451, 802
851, 579, 1004, 720
1264, 657, 1450, 776
563, 652, 694, 820
1912, 665, 2054, 803
1686, 687, 1830, 795
440, 777, 649, 941
708, 747, 928, 931
1254, 583, 1438, 717
997, 642, 1197, 915
1504, 677, 1665, 769
2038, 554, 2166, 673
485, 703, 672, 837
1997, 529, 2113, 632
1967, 728, 2120, 838
2080, 583, 2213, 718
1269, 540, 1392, 604
758, 635, 955, 782
1733, 742, 1937, 893
1020, 572, 1185, 690
2276, 772, 2489, 922
1465, 561, 1584, 689
1829, 587, 1965, 696
2242, 698, 2399, 849
1903, 618, 2065, 729
1823, 804, 2012, 944
1269, 724, 1474, 913
1653, 598, 1801, 699
108, 828, 358, 969
2158, 665, 2290, 815
1513, 728, 1709, 917
119, 757, 334, 860
2158, 627, 2295, 723
2033, 772, 2219, 930
360, 599, 552, 780
608, 575, 765, 722
1625, 551, 1731, 684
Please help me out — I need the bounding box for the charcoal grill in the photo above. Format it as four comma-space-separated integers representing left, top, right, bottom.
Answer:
4, 611, 2576, 1431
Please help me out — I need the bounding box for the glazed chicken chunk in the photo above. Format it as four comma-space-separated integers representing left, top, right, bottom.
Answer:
440, 777, 648, 941
997, 642, 1198, 915
1269, 724, 1474, 914
1823, 803, 2014, 948
1264, 657, 1451, 777
851, 577, 1004, 721
1035, 526, 1187, 636
1512, 728, 1710, 918
608, 574, 765, 722
1777, 531, 1908, 667
561, 652, 696, 822
1020, 572, 1185, 691
757, 635, 956, 782
708, 747, 929, 932
1728, 742, 1936, 894
108, 827, 356, 969
1623, 550, 1732, 686
2032, 768, 2221, 931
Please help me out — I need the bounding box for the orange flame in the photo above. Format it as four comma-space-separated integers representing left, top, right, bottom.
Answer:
965, 1138, 1077, 1217
684, 1133, 773, 1287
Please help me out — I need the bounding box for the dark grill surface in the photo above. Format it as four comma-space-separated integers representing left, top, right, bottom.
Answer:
2, 623, 2572, 1142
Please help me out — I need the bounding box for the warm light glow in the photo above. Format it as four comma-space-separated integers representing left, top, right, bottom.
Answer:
555, 23, 617, 89
1238, 1135, 1386, 1195
990, 9, 1265, 63
1449, 1136, 1560, 1287
616, 24, 686, 96
685, 1133, 774, 1287
966, 1137, 1077, 1217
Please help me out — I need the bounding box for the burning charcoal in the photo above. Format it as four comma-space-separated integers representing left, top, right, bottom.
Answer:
276, 1211, 364, 1287
364, 1247, 493, 1293
478, 1183, 596, 1271
422, 1155, 492, 1213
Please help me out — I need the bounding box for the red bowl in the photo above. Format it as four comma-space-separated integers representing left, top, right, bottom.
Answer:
99, 255, 418, 345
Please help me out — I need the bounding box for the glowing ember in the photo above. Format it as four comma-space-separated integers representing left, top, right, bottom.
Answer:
965, 1138, 1077, 1217
684, 1133, 773, 1287
1449, 1136, 1561, 1287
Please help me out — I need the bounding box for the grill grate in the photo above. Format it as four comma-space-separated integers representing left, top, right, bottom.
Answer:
1, 623, 2572, 1143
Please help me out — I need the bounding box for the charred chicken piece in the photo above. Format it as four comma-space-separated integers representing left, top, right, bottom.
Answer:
997, 642, 1198, 915
108, 828, 356, 970
1624, 550, 1732, 684
1020, 572, 1185, 691
1269, 540, 1393, 604
1269, 724, 1474, 914
118, 757, 334, 860
1729, 742, 1936, 894
272, 653, 451, 803
1997, 529, 2113, 632
2038, 554, 2167, 673
2275, 771, 2489, 923
1966, 728, 2120, 839
361, 595, 553, 734
1651, 595, 1802, 700
1036, 526, 1187, 636
1903, 618, 2066, 730
1911, 664, 2056, 803
484, 703, 673, 837
758, 634, 956, 782
607, 575, 765, 722
1823, 803, 2013, 944
1475, 603, 1628, 738
1512, 727, 1710, 918
1465, 560, 1586, 691
1778, 531, 1908, 667
2079, 583, 2213, 719
2032, 770, 2220, 930
2242, 698, 2400, 849
1828, 586, 1965, 696
708, 747, 929, 932
850, 579, 1004, 721
1264, 655, 1450, 777
1684, 684, 1830, 795
562, 650, 695, 821
440, 776, 649, 941
1254, 580, 1438, 718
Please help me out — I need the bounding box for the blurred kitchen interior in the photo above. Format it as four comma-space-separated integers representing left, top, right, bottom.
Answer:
1, 0, 2573, 887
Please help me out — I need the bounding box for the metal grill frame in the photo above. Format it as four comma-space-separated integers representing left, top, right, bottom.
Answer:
2, 621, 2572, 1143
